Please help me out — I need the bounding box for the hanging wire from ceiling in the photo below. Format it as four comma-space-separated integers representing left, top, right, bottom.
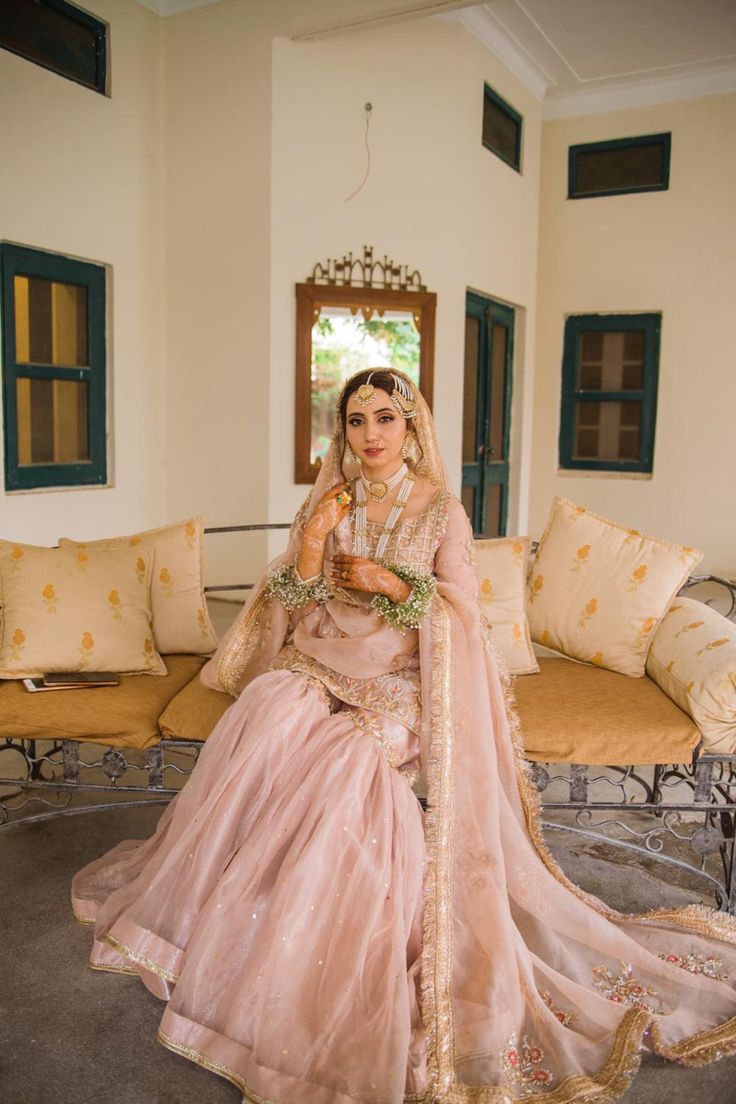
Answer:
344, 103, 373, 203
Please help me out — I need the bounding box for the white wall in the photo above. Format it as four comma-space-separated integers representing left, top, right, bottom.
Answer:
0, 0, 165, 544
269, 19, 542, 554
532, 93, 736, 575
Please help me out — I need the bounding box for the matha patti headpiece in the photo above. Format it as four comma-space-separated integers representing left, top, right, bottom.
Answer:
352, 371, 417, 419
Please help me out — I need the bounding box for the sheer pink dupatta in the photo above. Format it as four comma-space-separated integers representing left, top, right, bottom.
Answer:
422, 496, 736, 1102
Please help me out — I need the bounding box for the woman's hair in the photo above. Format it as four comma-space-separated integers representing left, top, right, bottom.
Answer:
338, 369, 407, 431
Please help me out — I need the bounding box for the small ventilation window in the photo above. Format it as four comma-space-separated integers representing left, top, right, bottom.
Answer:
568, 134, 671, 199
0, 0, 107, 95
482, 84, 522, 172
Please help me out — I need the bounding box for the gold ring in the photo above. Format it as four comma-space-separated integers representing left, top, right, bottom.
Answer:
336, 490, 352, 507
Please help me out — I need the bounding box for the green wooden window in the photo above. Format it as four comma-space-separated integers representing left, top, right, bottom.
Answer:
1, 244, 107, 491
559, 314, 660, 474
482, 83, 522, 172
568, 134, 671, 199
0, 0, 107, 95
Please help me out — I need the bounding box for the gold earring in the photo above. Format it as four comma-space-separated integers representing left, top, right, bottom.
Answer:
402, 434, 419, 463
342, 441, 360, 477
345, 443, 358, 464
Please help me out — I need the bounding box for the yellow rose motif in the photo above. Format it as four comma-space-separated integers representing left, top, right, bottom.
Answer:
135, 556, 146, 585
675, 620, 705, 639
627, 564, 648, 593
10, 545, 24, 571
197, 608, 209, 638
590, 652, 605, 667
538, 629, 552, 648
578, 597, 598, 628
679, 546, 696, 564
529, 575, 544, 603
129, 536, 142, 547
511, 540, 524, 568
143, 637, 156, 668
571, 544, 590, 573
159, 566, 174, 598
184, 521, 197, 551
480, 578, 492, 599
668, 604, 683, 613
79, 631, 95, 669
9, 627, 26, 662
634, 616, 657, 650
570, 505, 587, 522
624, 528, 641, 544
42, 583, 58, 613
108, 589, 122, 620
76, 550, 89, 572
697, 638, 730, 657
512, 623, 522, 646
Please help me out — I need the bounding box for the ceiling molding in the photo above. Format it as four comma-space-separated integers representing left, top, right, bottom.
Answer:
441, 6, 552, 100
135, 0, 224, 15
543, 62, 736, 119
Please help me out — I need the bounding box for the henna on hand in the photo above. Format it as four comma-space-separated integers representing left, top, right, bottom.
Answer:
329, 555, 411, 602
299, 483, 351, 579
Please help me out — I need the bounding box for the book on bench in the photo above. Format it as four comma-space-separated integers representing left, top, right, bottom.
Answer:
23, 673, 120, 692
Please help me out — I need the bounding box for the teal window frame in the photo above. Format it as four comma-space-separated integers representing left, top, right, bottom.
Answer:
0, 0, 107, 95
568, 133, 671, 200
559, 313, 661, 474
1, 243, 107, 491
482, 83, 522, 173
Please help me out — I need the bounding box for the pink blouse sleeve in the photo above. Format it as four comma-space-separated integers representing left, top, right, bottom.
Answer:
433, 495, 479, 603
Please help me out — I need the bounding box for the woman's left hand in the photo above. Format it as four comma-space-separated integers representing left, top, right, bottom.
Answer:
330, 555, 411, 603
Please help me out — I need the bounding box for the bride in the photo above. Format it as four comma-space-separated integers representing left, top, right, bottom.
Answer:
73, 369, 736, 1103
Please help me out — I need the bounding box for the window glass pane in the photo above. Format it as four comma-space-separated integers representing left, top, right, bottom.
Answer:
14, 275, 89, 367
1, 0, 103, 92
484, 483, 502, 537
572, 137, 668, 197
16, 378, 89, 465
489, 324, 508, 457
462, 315, 480, 464
573, 400, 641, 461
482, 90, 520, 168
577, 330, 644, 391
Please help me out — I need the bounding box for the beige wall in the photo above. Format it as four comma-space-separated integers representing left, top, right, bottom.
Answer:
532, 93, 736, 575
0, 0, 164, 544
270, 19, 542, 551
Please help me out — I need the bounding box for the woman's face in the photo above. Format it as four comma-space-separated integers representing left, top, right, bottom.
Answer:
345, 389, 408, 472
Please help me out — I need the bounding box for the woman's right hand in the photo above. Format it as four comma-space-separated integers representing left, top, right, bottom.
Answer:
297, 483, 352, 581
304, 483, 352, 540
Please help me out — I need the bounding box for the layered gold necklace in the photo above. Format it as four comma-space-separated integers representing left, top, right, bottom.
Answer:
352, 470, 414, 560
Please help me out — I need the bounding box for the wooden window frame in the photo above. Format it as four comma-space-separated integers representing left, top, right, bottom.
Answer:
0, 0, 108, 96
482, 83, 522, 173
1, 243, 107, 492
568, 133, 671, 200
558, 313, 661, 474
295, 283, 435, 485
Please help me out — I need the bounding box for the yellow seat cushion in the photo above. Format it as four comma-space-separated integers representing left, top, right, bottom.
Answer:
515, 657, 700, 765
159, 674, 233, 742
0, 655, 204, 750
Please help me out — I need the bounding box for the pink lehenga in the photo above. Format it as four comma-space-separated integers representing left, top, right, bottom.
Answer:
73, 379, 736, 1104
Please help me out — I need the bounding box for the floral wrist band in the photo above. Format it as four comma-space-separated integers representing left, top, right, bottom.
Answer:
371, 564, 436, 632
266, 564, 333, 611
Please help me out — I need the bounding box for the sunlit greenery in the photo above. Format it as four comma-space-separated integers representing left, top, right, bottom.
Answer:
311, 313, 420, 465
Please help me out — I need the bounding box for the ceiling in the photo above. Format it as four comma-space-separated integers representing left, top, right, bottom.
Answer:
135, 0, 736, 117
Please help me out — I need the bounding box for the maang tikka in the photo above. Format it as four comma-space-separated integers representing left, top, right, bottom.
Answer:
353, 371, 417, 419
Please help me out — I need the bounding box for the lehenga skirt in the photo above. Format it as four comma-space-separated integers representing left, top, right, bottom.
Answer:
72, 670, 428, 1103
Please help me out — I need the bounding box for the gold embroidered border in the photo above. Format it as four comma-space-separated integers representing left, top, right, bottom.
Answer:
103, 932, 180, 983
159, 1030, 273, 1102
421, 596, 456, 1096
89, 959, 137, 976
218, 588, 271, 696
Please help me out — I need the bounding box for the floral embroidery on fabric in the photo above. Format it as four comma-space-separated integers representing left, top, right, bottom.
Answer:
627, 564, 648, 592
589, 651, 605, 666
108, 589, 122, 620
135, 556, 147, 585
541, 990, 575, 1027
464, 536, 477, 567
675, 620, 705, 639
42, 583, 58, 614
184, 520, 197, 551
511, 540, 525, 568
159, 567, 174, 598
143, 637, 156, 669
76, 550, 89, 572
501, 1033, 554, 1094
578, 597, 598, 629
571, 544, 590, 573
10, 545, 24, 571
9, 628, 26, 663
697, 638, 730, 657
79, 631, 95, 669
658, 952, 728, 981
624, 527, 641, 543
634, 616, 656, 651
592, 961, 660, 1011
529, 575, 544, 603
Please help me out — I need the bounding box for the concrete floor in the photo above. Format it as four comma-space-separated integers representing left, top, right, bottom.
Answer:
2, 804, 736, 1104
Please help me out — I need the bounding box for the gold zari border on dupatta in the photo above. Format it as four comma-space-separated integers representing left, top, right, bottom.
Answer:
218, 590, 271, 696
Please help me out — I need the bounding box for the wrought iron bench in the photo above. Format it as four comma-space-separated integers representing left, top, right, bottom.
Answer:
1, 525, 735, 913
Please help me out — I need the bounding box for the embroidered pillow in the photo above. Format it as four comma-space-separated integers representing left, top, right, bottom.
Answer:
527, 497, 703, 677
646, 596, 736, 754
474, 537, 538, 676
60, 517, 217, 656
0, 542, 166, 678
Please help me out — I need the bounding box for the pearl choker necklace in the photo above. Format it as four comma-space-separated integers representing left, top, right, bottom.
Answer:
353, 472, 414, 561
361, 462, 408, 503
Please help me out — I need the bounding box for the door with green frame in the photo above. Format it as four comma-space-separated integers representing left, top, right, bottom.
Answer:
461, 292, 514, 536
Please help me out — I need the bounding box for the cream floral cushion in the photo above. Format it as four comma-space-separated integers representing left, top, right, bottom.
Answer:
60, 517, 217, 655
0, 542, 166, 678
528, 497, 703, 677
475, 537, 538, 676
646, 596, 736, 754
